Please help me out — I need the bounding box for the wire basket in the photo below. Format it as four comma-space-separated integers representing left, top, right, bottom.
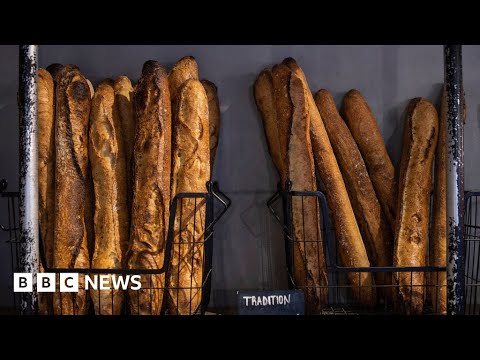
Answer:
267, 182, 479, 315
1, 179, 230, 315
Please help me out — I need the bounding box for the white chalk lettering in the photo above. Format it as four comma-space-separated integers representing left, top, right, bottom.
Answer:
284, 295, 291, 304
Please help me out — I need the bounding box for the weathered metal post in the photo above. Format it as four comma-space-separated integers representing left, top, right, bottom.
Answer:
18, 45, 39, 314
444, 45, 465, 315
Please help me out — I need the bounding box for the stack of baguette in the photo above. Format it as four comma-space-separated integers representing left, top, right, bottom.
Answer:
37, 57, 221, 315
254, 57, 462, 315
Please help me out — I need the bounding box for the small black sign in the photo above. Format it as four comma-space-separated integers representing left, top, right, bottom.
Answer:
237, 290, 305, 315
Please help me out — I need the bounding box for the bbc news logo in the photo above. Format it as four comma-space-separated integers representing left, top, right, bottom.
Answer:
13, 273, 142, 292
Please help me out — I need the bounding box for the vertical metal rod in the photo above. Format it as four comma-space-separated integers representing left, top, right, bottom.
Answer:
18, 45, 39, 315
444, 45, 465, 315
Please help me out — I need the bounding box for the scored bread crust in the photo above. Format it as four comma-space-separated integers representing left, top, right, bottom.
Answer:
168, 56, 199, 104
201, 79, 221, 174
315, 89, 393, 296
38, 68, 55, 315
167, 79, 210, 315
113, 76, 135, 215
395, 98, 438, 315
288, 73, 328, 313
89, 80, 129, 315
283, 58, 374, 306
271, 63, 292, 187
53, 67, 91, 315
127, 61, 172, 315
253, 70, 284, 179
343, 90, 398, 232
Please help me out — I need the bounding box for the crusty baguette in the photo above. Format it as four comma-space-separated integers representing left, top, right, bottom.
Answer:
84, 77, 96, 259
113, 76, 135, 214
343, 89, 398, 232
127, 61, 171, 315
271, 63, 292, 187
168, 56, 198, 103
283, 58, 375, 306
46, 63, 65, 83
253, 70, 284, 178
89, 80, 129, 315
315, 89, 393, 297
38, 68, 55, 315
395, 98, 438, 315
53, 67, 91, 315
288, 73, 328, 313
167, 79, 210, 315
201, 79, 221, 174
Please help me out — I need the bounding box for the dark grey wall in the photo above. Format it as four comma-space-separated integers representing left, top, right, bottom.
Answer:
1, 45, 479, 310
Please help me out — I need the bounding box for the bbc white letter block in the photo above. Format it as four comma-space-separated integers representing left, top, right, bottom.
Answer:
38, 273, 56, 292
60, 273, 78, 292
14, 273, 32, 292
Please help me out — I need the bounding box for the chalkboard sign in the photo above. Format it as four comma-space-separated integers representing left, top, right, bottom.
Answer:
237, 290, 305, 315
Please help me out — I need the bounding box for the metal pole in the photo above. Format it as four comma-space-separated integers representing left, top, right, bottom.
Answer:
18, 45, 39, 315
444, 45, 465, 315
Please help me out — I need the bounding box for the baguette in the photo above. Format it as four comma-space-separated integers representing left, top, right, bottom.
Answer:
201, 80, 221, 174
84, 78, 95, 259
343, 89, 398, 231
113, 76, 135, 214
288, 73, 328, 312
253, 70, 284, 178
127, 61, 172, 315
168, 56, 198, 103
395, 98, 438, 315
53, 67, 91, 315
89, 80, 129, 315
47, 64, 79, 85
315, 89, 393, 297
283, 58, 374, 306
271, 64, 292, 187
38, 68, 55, 315
167, 79, 210, 315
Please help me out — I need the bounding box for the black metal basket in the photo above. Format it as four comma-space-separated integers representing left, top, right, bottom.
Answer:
1, 179, 230, 315
267, 182, 480, 315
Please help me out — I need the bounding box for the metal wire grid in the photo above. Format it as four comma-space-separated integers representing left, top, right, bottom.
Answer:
1, 180, 230, 315
267, 183, 477, 315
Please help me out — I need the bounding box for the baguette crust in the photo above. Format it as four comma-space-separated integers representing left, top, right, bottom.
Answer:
53, 67, 91, 315
201, 79, 221, 174
283, 58, 374, 305
343, 89, 398, 231
288, 73, 328, 312
168, 56, 199, 103
127, 61, 172, 315
89, 80, 129, 315
114, 76, 135, 214
271, 64, 292, 187
315, 90, 393, 294
168, 79, 210, 314
395, 98, 438, 315
253, 70, 284, 178
38, 68, 55, 315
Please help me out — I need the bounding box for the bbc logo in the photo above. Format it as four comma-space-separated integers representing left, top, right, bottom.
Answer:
14, 273, 79, 292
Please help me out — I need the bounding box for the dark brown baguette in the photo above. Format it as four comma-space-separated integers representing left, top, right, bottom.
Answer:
38, 68, 55, 315
288, 73, 328, 313
271, 63, 293, 187
53, 67, 91, 315
167, 79, 210, 315
253, 70, 284, 178
314, 89, 393, 296
113, 76, 135, 215
201, 79, 221, 174
394, 98, 438, 315
89, 80, 129, 315
127, 61, 172, 315
343, 89, 398, 232
283, 58, 374, 306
